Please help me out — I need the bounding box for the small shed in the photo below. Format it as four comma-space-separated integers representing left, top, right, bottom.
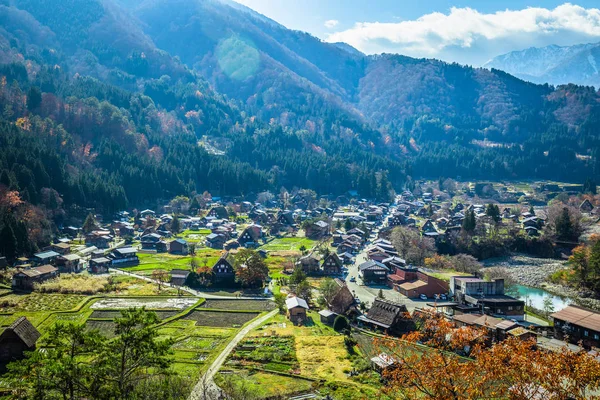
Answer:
286, 296, 309, 324
89, 257, 111, 274
318, 309, 337, 325
170, 269, 191, 286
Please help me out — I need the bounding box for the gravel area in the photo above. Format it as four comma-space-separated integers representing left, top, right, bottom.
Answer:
482, 255, 566, 287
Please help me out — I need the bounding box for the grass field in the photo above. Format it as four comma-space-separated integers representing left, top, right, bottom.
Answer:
0, 292, 85, 312
252, 312, 335, 337
259, 237, 316, 252
215, 370, 314, 398
119, 250, 222, 275
178, 229, 212, 243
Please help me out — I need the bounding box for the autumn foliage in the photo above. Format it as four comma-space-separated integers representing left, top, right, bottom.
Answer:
377, 313, 600, 399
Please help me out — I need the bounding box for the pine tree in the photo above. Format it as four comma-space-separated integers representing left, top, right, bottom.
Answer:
171, 215, 180, 234
0, 224, 17, 259
462, 209, 476, 233
555, 207, 573, 240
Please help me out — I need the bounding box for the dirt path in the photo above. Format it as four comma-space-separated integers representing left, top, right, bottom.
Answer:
188, 309, 279, 400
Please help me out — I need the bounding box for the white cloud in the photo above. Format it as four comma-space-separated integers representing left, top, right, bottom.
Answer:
324, 19, 339, 29
325, 3, 600, 66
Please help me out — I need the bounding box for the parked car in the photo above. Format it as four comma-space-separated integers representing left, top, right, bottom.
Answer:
440, 294, 447, 300
419, 294, 428, 300
350, 276, 356, 283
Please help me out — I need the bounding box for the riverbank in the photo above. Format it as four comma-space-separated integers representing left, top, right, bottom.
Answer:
481, 254, 565, 287
482, 254, 600, 312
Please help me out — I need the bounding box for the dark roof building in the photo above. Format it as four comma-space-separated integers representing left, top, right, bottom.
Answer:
358, 298, 415, 335
0, 317, 41, 369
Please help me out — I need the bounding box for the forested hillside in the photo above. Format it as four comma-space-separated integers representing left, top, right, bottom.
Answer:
1, 0, 600, 253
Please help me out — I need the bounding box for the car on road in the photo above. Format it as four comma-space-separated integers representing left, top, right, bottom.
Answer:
419, 294, 428, 300
350, 276, 356, 282
440, 294, 447, 300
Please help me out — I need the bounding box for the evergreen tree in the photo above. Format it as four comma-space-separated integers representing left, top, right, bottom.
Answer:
555, 207, 573, 240
462, 209, 476, 233
26, 86, 42, 111
0, 224, 17, 259
486, 203, 500, 223
171, 215, 181, 234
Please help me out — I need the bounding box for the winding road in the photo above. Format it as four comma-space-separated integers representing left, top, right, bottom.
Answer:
188, 309, 279, 400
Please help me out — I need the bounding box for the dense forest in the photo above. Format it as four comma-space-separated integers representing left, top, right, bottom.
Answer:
1, 0, 600, 253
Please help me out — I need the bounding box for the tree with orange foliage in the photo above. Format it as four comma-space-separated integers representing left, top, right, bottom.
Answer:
377, 312, 600, 399
569, 235, 600, 292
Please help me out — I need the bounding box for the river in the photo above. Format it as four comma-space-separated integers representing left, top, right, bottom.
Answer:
511, 284, 572, 311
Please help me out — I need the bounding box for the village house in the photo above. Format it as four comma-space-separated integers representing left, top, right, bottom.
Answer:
580, 199, 595, 213
297, 253, 322, 275
238, 224, 263, 248
85, 231, 112, 249
50, 242, 71, 255
370, 353, 398, 374
327, 278, 356, 314
206, 233, 227, 249
110, 247, 139, 267
358, 298, 415, 336
286, 296, 309, 324
169, 239, 189, 255
305, 220, 330, 239
12, 265, 59, 290
551, 305, 600, 348
55, 254, 82, 273
32, 250, 60, 266
89, 257, 111, 274
141, 233, 164, 251
358, 260, 389, 285
207, 206, 229, 219
321, 253, 343, 275
212, 253, 236, 284
0, 317, 40, 370
170, 269, 191, 286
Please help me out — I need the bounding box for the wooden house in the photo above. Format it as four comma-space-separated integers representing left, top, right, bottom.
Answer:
238, 224, 263, 248
318, 309, 337, 325
212, 254, 236, 284
0, 317, 40, 370
110, 247, 139, 267
170, 269, 191, 286
286, 296, 309, 324
297, 253, 321, 275
32, 251, 60, 266
358, 260, 389, 285
89, 257, 111, 274
169, 239, 189, 255
12, 265, 58, 290
51, 242, 71, 255
55, 254, 82, 273
206, 233, 226, 249
580, 199, 595, 213
321, 253, 343, 275
358, 298, 415, 335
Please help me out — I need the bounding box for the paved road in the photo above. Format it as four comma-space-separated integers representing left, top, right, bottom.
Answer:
188, 309, 279, 400
344, 244, 424, 311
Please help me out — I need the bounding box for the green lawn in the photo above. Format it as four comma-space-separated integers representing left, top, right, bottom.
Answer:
178, 229, 212, 243
122, 250, 222, 274
260, 237, 316, 252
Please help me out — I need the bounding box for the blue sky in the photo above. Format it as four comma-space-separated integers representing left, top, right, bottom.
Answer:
234, 1, 600, 65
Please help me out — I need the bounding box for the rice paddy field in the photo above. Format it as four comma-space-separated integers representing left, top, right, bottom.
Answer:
0, 276, 271, 389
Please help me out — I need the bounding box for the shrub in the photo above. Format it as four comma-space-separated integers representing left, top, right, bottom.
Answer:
333, 315, 349, 332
